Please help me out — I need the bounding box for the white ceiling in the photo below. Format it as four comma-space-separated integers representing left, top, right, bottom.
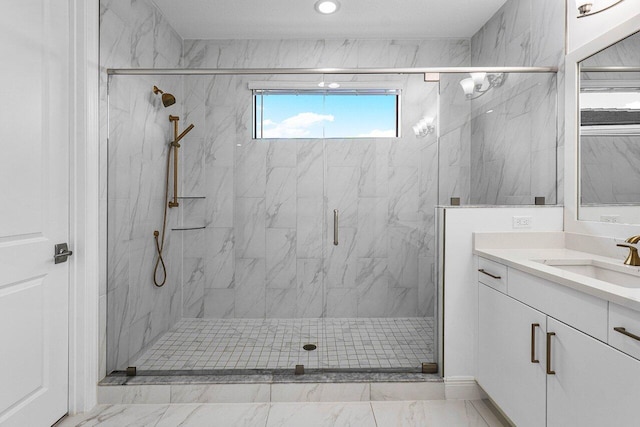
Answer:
152, 0, 509, 40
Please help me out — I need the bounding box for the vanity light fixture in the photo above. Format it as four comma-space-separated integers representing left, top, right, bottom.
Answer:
413, 116, 435, 138
459, 72, 506, 100
318, 81, 341, 88
576, 0, 625, 18
315, 0, 340, 14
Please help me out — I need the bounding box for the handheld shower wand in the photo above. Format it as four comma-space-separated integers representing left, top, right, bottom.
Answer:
152, 109, 195, 287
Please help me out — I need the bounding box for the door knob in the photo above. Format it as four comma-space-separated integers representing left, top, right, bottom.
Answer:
54, 243, 73, 264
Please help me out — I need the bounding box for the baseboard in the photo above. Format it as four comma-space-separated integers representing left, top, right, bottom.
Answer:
444, 376, 487, 400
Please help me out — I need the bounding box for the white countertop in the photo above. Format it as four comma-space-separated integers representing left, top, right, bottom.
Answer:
474, 244, 640, 312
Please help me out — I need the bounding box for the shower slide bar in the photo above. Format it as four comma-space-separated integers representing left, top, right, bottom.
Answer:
107, 66, 558, 76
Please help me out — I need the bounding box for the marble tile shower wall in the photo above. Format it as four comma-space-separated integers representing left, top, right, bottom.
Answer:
469, 73, 558, 205
438, 0, 565, 205
182, 39, 470, 69
180, 74, 440, 320
438, 73, 472, 205
101, 0, 184, 372
177, 38, 471, 320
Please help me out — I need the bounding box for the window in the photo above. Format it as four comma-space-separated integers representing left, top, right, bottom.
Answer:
252, 86, 400, 139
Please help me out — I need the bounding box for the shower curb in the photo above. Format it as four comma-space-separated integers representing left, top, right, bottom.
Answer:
97, 380, 447, 404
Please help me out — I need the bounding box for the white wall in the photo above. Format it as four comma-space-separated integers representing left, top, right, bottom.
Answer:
440, 207, 563, 381
567, 0, 640, 53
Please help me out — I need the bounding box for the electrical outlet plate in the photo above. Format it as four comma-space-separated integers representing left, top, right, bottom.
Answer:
600, 215, 619, 223
512, 216, 533, 228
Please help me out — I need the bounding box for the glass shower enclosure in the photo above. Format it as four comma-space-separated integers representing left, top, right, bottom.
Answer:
106, 70, 439, 375
105, 68, 557, 377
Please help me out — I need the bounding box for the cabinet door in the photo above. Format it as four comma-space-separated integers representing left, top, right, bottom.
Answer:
547, 318, 640, 427
478, 285, 547, 427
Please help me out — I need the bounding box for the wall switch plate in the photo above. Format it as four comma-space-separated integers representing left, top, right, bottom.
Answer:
600, 215, 620, 223
513, 216, 533, 228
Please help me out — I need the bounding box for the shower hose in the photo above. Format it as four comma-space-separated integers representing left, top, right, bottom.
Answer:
153, 143, 173, 287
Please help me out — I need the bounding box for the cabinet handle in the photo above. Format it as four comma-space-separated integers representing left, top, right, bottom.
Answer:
546, 332, 556, 375
531, 323, 540, 363
478, 269, 501, 280
614, 327, 640, 342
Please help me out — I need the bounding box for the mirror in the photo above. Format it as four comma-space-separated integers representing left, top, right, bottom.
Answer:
578, 30, 640, 225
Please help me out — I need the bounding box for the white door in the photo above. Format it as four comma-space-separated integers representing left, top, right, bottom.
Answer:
547, 318, 640, 427
0, 1, 70, 426
478, 285, 547, 427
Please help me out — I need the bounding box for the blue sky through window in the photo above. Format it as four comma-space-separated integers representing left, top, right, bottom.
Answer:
255, 93, 398, 138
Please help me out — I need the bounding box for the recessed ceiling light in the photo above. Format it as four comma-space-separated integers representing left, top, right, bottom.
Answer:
315, 0, 340, 14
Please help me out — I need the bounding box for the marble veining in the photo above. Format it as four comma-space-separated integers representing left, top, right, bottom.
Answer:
439, 0, 563, 208
61, 400, 506, 427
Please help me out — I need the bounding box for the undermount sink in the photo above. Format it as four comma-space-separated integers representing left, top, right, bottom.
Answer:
533, 259, 640, 288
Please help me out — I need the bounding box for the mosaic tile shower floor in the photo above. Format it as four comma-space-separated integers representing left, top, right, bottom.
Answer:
134, 317, 434, 371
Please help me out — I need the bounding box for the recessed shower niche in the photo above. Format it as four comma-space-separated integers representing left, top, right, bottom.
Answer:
105, 69, 557, 376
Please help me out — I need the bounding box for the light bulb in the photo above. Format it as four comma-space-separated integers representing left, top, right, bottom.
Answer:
315, 0, 340, 14
575, 0, 592, 15
470, 72, 486, 89
460, 78, 475, 97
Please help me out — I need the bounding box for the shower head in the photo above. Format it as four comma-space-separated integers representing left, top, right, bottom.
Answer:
153, 85, 176, 108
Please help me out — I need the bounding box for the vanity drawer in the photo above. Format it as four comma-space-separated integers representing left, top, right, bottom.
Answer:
478, 257, 508, 293
609, 303, 640, 361
508, 268, 608, 341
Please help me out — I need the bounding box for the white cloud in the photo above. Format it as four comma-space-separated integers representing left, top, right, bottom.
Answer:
356, 129, 396, 138
263, 112, 334, 138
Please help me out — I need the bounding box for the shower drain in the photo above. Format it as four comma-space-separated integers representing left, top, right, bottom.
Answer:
303, 344, 317, 351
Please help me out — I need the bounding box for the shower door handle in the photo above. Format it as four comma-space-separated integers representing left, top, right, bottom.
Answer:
333, 209, 339, 246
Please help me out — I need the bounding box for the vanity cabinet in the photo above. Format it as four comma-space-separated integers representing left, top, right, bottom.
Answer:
546, 318, 640, 427
477, 258, 640, 427
478, 285, 546, 427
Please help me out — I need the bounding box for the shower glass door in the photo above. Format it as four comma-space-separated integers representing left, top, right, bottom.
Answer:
319, 74, 439, 372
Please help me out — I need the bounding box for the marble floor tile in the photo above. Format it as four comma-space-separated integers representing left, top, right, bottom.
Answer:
155, 403, 270, 427
65, 404, 168, 427
266, 402, 377, 427
57, 400, 507, 427
371, 400, 506, 427
469, 400, 510, 427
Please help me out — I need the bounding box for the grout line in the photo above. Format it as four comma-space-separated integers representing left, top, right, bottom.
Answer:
369, 401, 380, 427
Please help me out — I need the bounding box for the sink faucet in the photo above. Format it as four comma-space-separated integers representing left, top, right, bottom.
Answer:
617, 235, 640, 266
